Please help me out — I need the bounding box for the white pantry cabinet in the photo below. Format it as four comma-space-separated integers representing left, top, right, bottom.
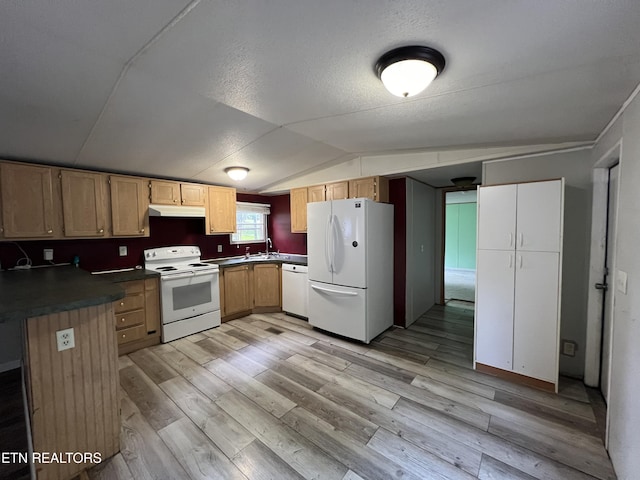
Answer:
474, 179, 564, 390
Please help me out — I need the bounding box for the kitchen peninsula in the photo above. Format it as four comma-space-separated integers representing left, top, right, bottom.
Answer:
0, 266, 125, 480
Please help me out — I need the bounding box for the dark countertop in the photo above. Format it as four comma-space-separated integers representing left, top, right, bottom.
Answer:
91, 268, 160, 283
206, 254, 307, 268
0, 266, 126, 323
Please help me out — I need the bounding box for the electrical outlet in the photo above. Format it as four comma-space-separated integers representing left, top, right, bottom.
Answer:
217, 245, 223, 253
562, 340, 576, 357
43, 248, 53, 261
119, 246, 128, 256
56, 328, 75, 352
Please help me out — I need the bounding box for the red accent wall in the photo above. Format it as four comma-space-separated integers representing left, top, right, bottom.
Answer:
389, 178, 407, 327
0, 192, 307, 272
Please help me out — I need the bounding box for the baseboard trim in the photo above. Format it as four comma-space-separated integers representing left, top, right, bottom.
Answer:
475, 363, 556, 393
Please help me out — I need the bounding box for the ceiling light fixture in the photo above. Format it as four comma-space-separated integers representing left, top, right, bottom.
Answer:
375, 45, 445, 98
225, 167, 249, 181
451, 176, 476, 187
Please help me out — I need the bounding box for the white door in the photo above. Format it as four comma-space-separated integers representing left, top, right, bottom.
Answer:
601, 164, 619, 403
513, 251, 560, 383
307, 201, 333, 284
331, 199, 367, 288
477, 184, 517, 250
475, 249, 515, 371
516, 180, 563, 252
308, 280, 367, 342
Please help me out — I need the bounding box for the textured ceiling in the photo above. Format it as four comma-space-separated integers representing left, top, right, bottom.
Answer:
1, 1, 640, 192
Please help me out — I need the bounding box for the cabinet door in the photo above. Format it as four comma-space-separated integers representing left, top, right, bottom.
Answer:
349, 177, 376, 200
307, 184, 326, 203
326, 181, 349, 201
0, 162, 56, 238
144, 277, 160, 335
223, 266, 251, 315
180, 183, 207, 206
290, 187, 308, 233
513, 251, 560, 383
516, 180, 563, 252
110, 175, 149, 236
207, 186, 236, 234
60, 170, 108, 237
150, 180, 180, 205
475, 249, 515, 371
253, 263, 281, 308
477, 184, 517, 250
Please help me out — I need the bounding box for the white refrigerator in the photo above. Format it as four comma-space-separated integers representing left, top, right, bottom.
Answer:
307, 198, 394, 343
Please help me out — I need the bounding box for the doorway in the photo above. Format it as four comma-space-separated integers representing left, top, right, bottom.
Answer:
441, 188, 477, 308
600, 163, 619, 403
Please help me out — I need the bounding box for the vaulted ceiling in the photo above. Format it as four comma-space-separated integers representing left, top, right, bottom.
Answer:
2, 1, 640, 192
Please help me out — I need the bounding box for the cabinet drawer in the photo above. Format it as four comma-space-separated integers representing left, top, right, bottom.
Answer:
114, 293, 145, 313
115, 309, 145, 330
116, 324, 146, 345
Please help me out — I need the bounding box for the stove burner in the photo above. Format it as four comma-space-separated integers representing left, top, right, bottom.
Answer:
157, 266, 178, 271
188, 263, 209, 267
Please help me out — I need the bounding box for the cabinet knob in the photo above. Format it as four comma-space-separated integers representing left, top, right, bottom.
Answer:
173, 199, 178, 203
98, 228, 104, 233
120, 301, 124, 306
121, 334, 126, 339
140, 228, 145, 233
47, 229, 53, 234
121, 318, 125, 323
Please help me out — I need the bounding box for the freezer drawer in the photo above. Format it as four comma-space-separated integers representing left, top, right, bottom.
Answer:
308, 280, 367, 342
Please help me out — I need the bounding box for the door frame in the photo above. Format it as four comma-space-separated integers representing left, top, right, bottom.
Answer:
439, 185, 478, 305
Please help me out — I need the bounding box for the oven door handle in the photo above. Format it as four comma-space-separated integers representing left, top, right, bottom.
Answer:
163, 271, 197, 280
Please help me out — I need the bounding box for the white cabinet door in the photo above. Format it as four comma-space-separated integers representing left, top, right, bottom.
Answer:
477, 184, 517, 250
513, 251, 560, 382
516, 180, 563, 252
475, 249, 515, 371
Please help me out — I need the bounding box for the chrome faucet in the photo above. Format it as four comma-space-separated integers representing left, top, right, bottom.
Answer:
266, 237, 272, 256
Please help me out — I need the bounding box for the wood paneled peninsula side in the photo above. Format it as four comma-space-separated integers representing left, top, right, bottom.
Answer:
0, 266, 125, 480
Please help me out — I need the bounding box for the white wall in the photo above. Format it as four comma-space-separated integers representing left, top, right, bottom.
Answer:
597, 91, 640, 480
405, 178, 436, 326
483, 150, 593, 378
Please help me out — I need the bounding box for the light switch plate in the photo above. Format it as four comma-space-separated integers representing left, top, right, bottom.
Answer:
217, 245, 223, 253
119, 246, 128, 256
616, 270, 628, 294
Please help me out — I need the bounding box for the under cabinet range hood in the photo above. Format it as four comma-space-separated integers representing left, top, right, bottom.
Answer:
148, 204, 206, 218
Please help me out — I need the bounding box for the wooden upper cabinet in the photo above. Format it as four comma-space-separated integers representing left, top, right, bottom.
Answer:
349, 176, 389, 202
253, 263, 281, 309
180, 183, 207, 206
326, 181, 349, 201
110, 175, 149, 237
60, 170, 108, 237
307, 184, 326, 203
290, 187, 308, 233
150, 180, 180, 205
207, 186, 236, 234
150, 180, 207, 207
0, 162, 57, 238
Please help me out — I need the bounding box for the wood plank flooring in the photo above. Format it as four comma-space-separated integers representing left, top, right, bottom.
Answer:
90, 305, 617, 480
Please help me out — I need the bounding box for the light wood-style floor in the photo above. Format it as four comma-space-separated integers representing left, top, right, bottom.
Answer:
90, 305, 616, 480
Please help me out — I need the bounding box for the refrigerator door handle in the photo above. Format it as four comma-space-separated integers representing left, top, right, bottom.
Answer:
311, 284, 358, 296
325, 214, 333, 273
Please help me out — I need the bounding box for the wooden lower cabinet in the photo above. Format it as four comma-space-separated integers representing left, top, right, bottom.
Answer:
115, 277, 161, 355
25, 303, 120, 480
253, 263, 281, 312
220, 262, 282, 321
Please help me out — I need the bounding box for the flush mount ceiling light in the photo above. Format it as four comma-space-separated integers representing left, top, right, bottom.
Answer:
451, 176, 476, 187
225, 167, 249, 181
375, 45, 445, 97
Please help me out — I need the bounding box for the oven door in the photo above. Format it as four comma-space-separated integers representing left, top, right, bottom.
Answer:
160, 271, 220, 325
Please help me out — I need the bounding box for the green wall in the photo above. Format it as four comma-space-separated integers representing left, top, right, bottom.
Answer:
445, 202, 477, 269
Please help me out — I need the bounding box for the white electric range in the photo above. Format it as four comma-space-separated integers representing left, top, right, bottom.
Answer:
144, 246, 220, 342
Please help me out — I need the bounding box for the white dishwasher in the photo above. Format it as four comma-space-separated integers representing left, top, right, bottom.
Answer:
282, 263, 308, 318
